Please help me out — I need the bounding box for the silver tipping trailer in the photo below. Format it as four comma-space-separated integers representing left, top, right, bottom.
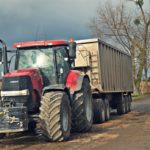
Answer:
75, 38, 133, 122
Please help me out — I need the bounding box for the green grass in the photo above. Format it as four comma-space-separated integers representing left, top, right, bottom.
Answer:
132, 94, 145, 101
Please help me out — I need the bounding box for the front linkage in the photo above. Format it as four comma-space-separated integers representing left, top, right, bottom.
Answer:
0, 106, 28, 133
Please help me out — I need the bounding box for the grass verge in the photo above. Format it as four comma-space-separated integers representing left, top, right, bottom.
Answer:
132, 94, 148, 101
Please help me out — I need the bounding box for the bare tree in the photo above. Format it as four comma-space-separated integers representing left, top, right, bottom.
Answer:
89, 0, 150, 94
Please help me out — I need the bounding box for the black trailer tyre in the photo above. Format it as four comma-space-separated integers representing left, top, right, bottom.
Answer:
72, 79, 93, 132
117, 94, 126, 115
93, 99, 105, 123
0, 133, 5, 139
125, 95, 129, 113
39, 91, 71, 142
104, 99, 110, 121
128, 94, 132, 112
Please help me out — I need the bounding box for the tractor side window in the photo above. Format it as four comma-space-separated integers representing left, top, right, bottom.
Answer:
55, 48, 70, 84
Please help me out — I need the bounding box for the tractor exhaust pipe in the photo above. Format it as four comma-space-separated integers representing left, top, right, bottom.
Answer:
0, 39, 9, 74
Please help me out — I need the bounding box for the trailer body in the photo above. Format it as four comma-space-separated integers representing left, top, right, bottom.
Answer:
75, 38, 133, 93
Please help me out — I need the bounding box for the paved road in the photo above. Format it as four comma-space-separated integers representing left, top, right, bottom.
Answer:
0, 95, 150, 150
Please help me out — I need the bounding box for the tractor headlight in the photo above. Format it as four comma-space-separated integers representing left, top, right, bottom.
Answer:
1, 89, 30, 97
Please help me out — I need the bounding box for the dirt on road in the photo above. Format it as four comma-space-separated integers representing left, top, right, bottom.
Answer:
0, 95, 150, 150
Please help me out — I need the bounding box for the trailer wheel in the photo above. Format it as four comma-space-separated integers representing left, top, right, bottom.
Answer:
128, 94, 132, 112
72, 79, 93, 132
0, 133, 5, 139
104, 99, 110, 121
93, 99, 105, 123
39, 91, 71, 142
125, 95, 129, 113
117, 94, 126, 115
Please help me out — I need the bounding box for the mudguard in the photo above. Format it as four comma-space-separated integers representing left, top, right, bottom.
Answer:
42, 70, 90, 95
42, 84, 66, 95
66, 70, 89, 94
42, 70, 89, 107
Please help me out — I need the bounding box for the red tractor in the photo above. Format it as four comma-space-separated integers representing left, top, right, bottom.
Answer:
0, 39, 93, 141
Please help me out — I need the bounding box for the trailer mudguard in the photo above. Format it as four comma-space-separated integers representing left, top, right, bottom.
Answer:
66, 70, 89, 94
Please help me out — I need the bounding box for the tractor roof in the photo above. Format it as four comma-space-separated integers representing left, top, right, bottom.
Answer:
13, 40, 69, 49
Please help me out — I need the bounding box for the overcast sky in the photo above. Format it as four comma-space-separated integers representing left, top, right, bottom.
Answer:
0, 0, 149, 48
0, 0, 103, 48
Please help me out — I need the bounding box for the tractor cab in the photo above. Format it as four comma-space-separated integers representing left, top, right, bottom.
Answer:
14, 40, 76, 86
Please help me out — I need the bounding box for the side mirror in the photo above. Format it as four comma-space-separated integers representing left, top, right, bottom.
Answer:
69, 42, 76, 59
0, 48, 2, 62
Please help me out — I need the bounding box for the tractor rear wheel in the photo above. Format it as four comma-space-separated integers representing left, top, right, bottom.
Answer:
72, 79, 93, 132
39, 91, 71, 142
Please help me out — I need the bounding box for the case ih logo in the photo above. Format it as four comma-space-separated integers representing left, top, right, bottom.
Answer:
10, 81, 19, 83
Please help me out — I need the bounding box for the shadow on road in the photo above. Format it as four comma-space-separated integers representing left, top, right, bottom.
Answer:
1, 95, 150, 150
0, 111, 129, 148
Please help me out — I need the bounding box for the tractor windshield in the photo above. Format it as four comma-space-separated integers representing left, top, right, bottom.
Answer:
16, 48, 56, 86
15, 47, 70, 86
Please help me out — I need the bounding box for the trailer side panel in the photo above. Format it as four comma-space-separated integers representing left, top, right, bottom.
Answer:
75, 39, 133, 93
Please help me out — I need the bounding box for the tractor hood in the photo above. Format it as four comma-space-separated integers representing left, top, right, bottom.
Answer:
4, 68, 40, 78
2, 68, 43, 96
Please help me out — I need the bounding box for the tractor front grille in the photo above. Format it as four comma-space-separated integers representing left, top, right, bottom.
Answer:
1, 76, 35, 112
2, 76, 32, 92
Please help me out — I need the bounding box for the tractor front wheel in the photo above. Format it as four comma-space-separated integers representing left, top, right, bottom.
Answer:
39, 91, 71, 142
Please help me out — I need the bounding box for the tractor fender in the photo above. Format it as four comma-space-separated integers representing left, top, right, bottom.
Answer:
42, 84, 66, 95
66, 70, 90, 94
42, 84, 71, 99
42, 84, 72, 106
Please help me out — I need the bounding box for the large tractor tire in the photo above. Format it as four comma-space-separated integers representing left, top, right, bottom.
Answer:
117, 94, 126, 115
0, 133, 5, 139
104, 98, 110, 121
93, 98, 105, 123
72, 79, 93, 132
39, 91, 71, 142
